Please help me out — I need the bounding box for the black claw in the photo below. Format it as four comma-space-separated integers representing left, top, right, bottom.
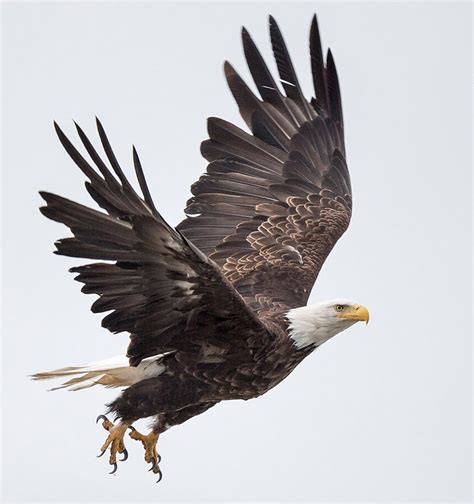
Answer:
109, 462, 118, 475
97, 449, 106, 458
120, 449, 128, 461
157, 454, 162, 464
96, 414, 108, 424
156, 469, 163, 483
148, 457, 156, 472
128, 425, 136, 432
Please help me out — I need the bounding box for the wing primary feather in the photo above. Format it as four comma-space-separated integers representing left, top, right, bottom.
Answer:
241, 26, 300, 127
224, 60, 297, 143
53, 122, 103, 184
207, 117, 285, 164
251, 111, 290, 150
73, 121, 120, 187
268, 15, 313, 119
224, 60, 262, 129
95, 117, 138, 195
326, 48, 344, 125
242, 26, 282, 104
132, 146, 159, 217
309, 14, 329, 112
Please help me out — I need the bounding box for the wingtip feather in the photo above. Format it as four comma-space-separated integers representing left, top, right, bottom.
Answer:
53, 121, 66, 139
223, 60, 235, 76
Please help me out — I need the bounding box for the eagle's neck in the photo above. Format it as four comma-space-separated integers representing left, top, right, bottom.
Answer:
286, 303, 356, 350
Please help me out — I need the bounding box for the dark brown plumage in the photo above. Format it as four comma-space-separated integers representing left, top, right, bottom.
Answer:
178, 16, 350, 315
35, 14, 354, 478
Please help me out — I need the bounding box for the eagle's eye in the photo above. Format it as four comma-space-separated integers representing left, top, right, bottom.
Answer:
335, 304, 344, 312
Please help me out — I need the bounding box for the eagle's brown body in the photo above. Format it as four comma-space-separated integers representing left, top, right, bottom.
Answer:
113, 322, 312, 431
36, 14, 355, 478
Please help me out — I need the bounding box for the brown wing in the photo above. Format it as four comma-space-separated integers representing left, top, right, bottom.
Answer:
41, 120, 273, 366
178, 15, 351, 314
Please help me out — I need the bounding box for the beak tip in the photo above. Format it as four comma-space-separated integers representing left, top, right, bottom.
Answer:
357, 304, 369, 325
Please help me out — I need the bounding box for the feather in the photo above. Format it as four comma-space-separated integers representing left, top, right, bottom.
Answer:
208, 117, 286, 164
268, 16, 314, 120
310, 14, 329, 113
326, 49, 344, 125
132, 146, 159, 217
242, 26, 302, 128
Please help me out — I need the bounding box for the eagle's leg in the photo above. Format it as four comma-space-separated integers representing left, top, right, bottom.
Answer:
128, 403, 219, 482
96, 415, 130, 474
128, 427, 161, 479
107, 375, 219, 482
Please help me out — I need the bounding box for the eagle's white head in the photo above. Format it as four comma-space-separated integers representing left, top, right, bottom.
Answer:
286, 300, 369, 349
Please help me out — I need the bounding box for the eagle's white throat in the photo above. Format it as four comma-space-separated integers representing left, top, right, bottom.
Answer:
286, 300, 359, 349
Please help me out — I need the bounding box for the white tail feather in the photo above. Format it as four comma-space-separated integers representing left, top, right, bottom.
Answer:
31, 354, 166, 391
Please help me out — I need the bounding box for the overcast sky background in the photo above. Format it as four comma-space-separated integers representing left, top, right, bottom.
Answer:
1, 1, 472, 502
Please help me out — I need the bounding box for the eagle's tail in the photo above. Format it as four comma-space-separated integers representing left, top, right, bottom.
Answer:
31, 355, 164, 391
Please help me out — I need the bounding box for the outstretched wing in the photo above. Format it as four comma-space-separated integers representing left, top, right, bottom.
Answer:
41, 119, 273, 367
178, 15, 351, 314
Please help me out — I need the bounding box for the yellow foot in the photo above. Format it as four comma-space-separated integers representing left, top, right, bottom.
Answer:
129, 427, 162, 482
96, 415, 129, 474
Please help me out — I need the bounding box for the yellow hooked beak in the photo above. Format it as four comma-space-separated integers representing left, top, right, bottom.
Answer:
338, 304, 370, 324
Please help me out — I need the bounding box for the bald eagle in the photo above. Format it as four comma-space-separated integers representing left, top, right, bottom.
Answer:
33, 14, 369, 482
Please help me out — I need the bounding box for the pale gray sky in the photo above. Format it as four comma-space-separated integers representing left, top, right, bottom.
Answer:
2, 1, 472, 502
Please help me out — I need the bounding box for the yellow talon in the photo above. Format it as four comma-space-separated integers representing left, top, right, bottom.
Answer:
96, 415, 130, 473
129, 427, 161, 476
